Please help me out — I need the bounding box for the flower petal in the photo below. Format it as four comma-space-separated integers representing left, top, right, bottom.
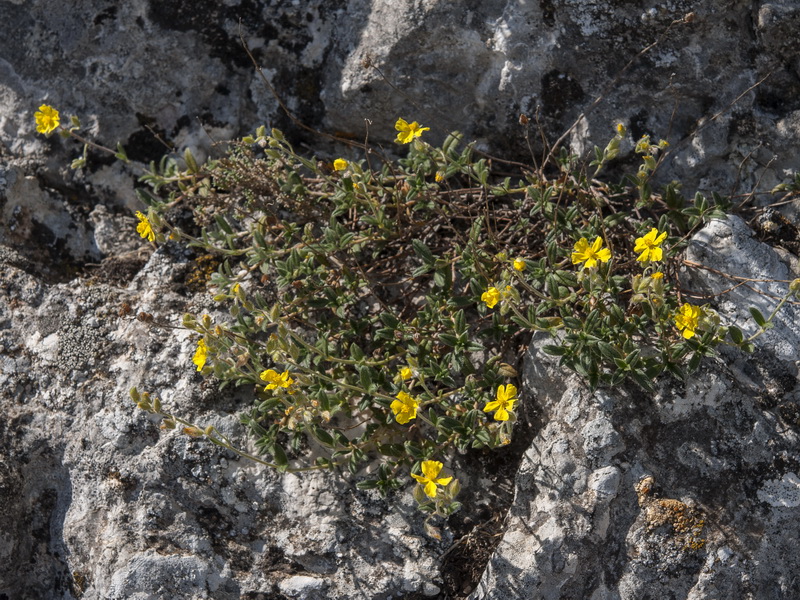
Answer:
494, 408, 509, 421
421, 460, 443, 479
484, 400, 501, 413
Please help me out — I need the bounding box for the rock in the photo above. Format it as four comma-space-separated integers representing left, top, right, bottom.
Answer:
683, 215, 800, 363
277, 575, 328, 598
0, 242, 448, 599
471, 217, 800, 599
3, 0, 800, 209
5, 3, 800, 598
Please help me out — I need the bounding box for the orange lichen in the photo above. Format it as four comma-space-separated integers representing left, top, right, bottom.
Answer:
635, 476, 706, 551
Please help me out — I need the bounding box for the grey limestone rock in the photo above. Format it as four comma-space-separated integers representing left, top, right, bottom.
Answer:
0, 240, 449, 599
3, 0, 800, 209
4, 2, 800, 598
684, 215, 800, 363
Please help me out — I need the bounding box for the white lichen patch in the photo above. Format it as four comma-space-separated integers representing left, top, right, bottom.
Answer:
757, 472, 800, 508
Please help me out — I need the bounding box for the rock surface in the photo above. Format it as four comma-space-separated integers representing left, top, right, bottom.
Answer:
3, 0, 800, 206
3, 2, 800, 599
0, 239, 453, 599
471, 216, 800, 600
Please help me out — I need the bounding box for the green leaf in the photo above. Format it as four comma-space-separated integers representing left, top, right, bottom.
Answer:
610, 370, 627, 386
412, 239, 435, 265
437, 417, 465, 433
258, 398, 282, 413
183, 148, 198, 173
215, 214, 234, 235
349, 342, 365, 361
311, 426, 334, 447
380, 312, 399, 328
356, 479, 379, 490
359, 366, 373, 390
608, 304, 625, 325
588, 370, 599, 390
728, 325, 744, 345
542, 344, 569, 356
474, 428, 491, 446
271, 444, 288, 468
625, 349, 641, 368
546, 274, 561, 300
454, 309, 467, 334
377, 443, 405, 457
439, 333, 459, 347
749, 307, 767, 328
115, 142, 129, 163
597, 342, 621, 360
404, 441, 425, 459
555, 270, 579, 288
630, 370, 655, 392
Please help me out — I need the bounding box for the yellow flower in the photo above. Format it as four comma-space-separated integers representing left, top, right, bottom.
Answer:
435, 171, 444, 182
674, 303, 701, 339
390, 391, 419, 424
650, 271, 664, 280
616, 123, 626, 136
260, 369, 294, 390
635, 135, 651, 153
136, 211, 155, 242
481, 286, 501, 309
193, 339, 208, 371
34, 104, 60, 134
634, 228, 668, 262
513, 258, 526, 271
571, 237, 612, 269
399, 367, 413, 380
411, 460, 453, 498
483, 384, 517, 421
333, 158, 348, 171
395, 118, 429, 144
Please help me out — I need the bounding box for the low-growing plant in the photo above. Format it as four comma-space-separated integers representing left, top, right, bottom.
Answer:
36, 102, 800, 519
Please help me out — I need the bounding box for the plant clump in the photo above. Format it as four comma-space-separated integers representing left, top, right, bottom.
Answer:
37, 105, 800, 517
